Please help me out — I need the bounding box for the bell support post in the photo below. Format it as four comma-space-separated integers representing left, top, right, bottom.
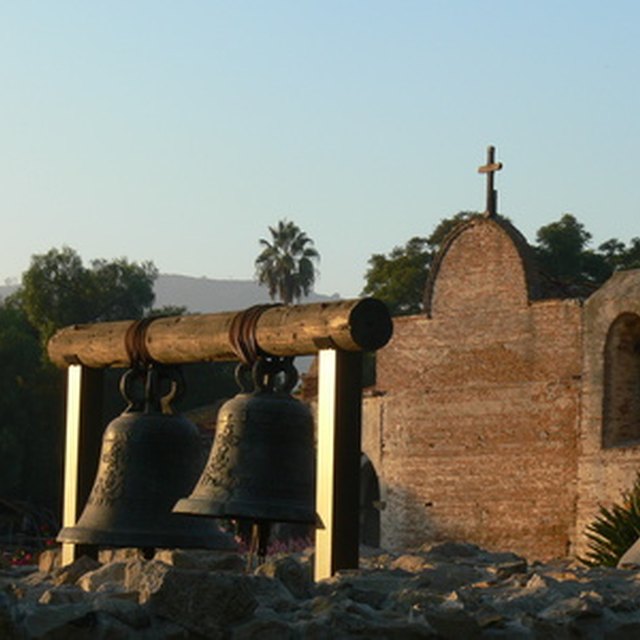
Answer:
61, 365, 104, 565
51, 298, 392, 577
315, 349, 363, 580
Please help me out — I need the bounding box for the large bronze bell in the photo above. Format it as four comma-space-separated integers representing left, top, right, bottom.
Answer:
58, 366, 235, 550
174, 357, 315, 525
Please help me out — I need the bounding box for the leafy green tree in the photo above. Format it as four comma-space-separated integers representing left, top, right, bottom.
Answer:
147, 304, 188, 318
0, 304, 39, 493
534, 214, 612, 286
362, 212, 479, 315
0, 247, 161, 514
255, 220, 319, 304
88, 257, 158, 322
362, 237, 431, 316
0, 302, 62, 507
10, 246, 158, 342
622, 238, 640, 269
598, 237, 640, 272
10, 247, 92, 341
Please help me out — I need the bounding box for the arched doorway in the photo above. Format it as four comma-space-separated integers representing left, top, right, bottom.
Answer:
360, 455, 381, 547
602, 312, 640, 447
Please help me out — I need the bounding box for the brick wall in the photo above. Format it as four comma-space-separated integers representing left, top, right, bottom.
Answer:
366, 217, 583, 560
576, 269, 640, 558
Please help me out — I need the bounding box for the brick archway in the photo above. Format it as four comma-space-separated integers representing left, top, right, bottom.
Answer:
603, 312, 640, 448
360, 455, 381, 547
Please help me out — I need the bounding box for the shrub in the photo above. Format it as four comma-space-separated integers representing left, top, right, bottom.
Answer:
581, 473, 640, 567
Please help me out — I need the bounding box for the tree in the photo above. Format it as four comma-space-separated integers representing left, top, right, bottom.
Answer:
362, 212, 479, 315
0, 301, 62, 506
622, 238, 640, 270
147, 304, 188, 318
362, 237, 431, 316
534, 214, 612, 286
0, 303, 40, 494
255, 220, 320, 304
0, 247, 238, 519
10, 246, 158, 342
598, 237, 640, 272
0, 248, 161, 511
87, 257, 158, 322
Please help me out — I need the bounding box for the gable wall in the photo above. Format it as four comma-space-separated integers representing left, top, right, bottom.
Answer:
366, 218, 583, 559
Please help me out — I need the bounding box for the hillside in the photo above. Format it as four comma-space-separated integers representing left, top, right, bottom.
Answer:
153, 274, 338, 313
0, 274, 340, 314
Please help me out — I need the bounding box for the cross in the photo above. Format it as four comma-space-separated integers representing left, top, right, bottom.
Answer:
477, 145, 503, 217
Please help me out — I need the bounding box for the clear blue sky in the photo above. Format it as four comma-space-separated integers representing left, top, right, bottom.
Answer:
1, 1, 639, 297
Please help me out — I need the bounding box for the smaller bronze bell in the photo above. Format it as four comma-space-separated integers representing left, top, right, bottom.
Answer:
174, 358, 315, 524
58, 366, 235, 550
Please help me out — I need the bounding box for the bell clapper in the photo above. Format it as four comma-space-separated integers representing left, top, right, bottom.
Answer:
142, 547, 155, 560
246, 520, 271, 571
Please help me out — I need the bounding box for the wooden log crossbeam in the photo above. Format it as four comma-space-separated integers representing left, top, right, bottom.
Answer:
48, 298, 392, 368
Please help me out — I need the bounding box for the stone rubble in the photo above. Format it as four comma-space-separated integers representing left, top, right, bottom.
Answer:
0, 541, 639, 638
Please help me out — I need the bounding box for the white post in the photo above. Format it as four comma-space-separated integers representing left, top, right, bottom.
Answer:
314, 349, 362, 581
60, 365, 103, 565
61, 365, 83, 565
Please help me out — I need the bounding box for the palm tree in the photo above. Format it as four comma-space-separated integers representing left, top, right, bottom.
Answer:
255, 220, 320, 304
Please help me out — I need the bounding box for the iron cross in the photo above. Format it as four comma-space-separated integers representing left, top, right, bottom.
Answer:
478, 145, 503, 217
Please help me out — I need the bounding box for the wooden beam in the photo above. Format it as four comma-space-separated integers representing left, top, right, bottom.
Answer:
47, 298, 392, 369
315, 349, 363, 581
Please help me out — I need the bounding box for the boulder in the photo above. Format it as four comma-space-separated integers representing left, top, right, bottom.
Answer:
245, 574, 296, 611
391, 554, 432, 573
39, 585, 87, 605
231, 616, 294, 639
6, 540, 640, 637
21, 602, 97, 639
38, 548, 62, 573
98, 547, 147, 564
154, 548, 244, 572
135, 562, 257, 637
77, 561, 128, 592
93, 594, 151, 630
254, 555, 312, 599
618, 537, 640, 569
410, 563, 487, 593
51, 555, 100, 587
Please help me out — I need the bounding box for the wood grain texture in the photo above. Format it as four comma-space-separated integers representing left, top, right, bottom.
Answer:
47, 298, 393, 368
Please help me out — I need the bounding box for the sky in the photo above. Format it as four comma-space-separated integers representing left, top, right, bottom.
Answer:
1, 1, 639, 298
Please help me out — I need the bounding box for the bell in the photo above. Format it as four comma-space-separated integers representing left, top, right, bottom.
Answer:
58, 367, 235, 550
174, 358, 315, 524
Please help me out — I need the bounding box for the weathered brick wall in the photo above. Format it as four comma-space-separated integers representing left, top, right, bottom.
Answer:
576, 269, 640, 558
369, 218, 583, 560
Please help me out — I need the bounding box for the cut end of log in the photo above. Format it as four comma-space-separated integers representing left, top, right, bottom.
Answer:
349, 298, 393, 351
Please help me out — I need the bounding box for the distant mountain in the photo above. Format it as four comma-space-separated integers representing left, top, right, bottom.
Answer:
154, 274, 339, 313
0, 274, 340, 314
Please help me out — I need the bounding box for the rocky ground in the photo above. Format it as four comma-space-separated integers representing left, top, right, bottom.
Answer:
1, 541, 640, 638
